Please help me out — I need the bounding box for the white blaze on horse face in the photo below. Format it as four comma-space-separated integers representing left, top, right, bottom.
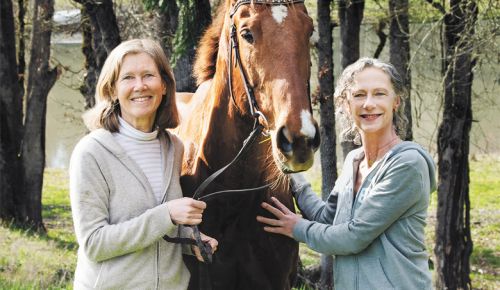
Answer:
300, 110, 316, 139
271, 5, 288, 24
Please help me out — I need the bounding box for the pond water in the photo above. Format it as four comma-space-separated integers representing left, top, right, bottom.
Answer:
46, 23, 499, 168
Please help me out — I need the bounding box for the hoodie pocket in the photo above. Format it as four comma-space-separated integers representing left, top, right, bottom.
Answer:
358, 257, 394, 290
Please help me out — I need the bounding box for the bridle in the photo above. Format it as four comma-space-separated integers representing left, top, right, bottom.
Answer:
227, 0, 307, 133
163, 0, 308, 269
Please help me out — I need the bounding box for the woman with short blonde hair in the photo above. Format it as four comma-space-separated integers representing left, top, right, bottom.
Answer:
71, 39, 217, 289
84, 38, 179, 132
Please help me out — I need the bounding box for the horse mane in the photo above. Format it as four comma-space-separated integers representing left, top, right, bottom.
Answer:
193, 3, 227, 85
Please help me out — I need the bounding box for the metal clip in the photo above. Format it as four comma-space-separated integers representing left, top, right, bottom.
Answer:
254, 110, 270, 136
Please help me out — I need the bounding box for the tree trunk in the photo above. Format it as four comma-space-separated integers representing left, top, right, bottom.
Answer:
435, 1, 477, 289
338, 0, 364, 160
389, 0, 412, 141
21, 0, 58, 229
172, 0, 211, 92
17, 0, 26, 99
153, 0, 178, 58
338, 0, 364, 69
0, 0, 23, 221
75, 0, 120, 108
79, 6, 97, 109
317, 1, 336, 289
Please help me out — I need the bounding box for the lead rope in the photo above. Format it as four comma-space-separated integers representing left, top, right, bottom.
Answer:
162, 122, 270, 256
162, 122, 270, 290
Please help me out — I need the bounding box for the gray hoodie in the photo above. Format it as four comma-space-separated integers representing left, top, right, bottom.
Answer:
70, 129, 191, 289
292, 141, 435, 290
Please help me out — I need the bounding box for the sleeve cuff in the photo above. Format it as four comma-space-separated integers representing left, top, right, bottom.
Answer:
290, 173, 311, 197
154, 203, 178, 237
292, 218, 311, 243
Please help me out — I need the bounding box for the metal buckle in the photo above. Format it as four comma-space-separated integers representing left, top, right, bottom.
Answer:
254, 110, 270, 136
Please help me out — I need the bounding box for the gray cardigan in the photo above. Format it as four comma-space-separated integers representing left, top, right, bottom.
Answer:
70, 129, 190, 290
292, 142, 435, 290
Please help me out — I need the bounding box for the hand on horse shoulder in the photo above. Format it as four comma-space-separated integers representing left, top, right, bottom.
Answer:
192, 232, 218, 262
256, 197, 302, 239
166, 197, 206, 225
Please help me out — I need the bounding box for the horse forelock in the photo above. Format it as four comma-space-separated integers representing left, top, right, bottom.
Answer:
193, 3, 228, 86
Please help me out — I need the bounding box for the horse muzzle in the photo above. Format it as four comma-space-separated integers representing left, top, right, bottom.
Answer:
274, 124, 320, 173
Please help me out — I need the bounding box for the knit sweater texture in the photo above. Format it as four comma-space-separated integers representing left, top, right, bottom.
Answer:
70, 128, 190, 290
113, 117, 164, 203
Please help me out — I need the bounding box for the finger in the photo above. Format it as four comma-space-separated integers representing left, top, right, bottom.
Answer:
184, 218, 202, 225
189, 213, 203, 220
271, 197, 293, 214
256, 215, 281, 226
191, 199, 207, 209
261, 202, 285, 218
192, 245, 204, 262
208, 240, 218, 253
263, 226, 283, 235
200, 233, 218, 251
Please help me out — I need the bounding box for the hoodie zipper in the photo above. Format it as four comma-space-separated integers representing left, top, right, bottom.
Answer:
156, 241, 160, 289
350, 153, 387, 290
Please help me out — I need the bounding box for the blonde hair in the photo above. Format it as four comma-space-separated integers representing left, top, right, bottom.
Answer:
333, 57, 408, 145
83, 39, 179, 132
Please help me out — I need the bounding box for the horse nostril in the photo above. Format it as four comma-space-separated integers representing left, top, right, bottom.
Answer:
313, 128, 321, 149
309, 128, 321, 149
277, 126, 293, 154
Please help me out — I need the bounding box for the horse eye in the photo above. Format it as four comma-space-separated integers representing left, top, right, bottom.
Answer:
240, 29, 254, 44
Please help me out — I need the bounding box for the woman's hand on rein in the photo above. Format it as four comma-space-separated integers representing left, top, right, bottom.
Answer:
192, 232, 218, 262
166, 197, 206, 225
256, 197, 301, 239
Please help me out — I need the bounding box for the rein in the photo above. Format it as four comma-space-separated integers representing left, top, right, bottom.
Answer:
163, 121, 269, 264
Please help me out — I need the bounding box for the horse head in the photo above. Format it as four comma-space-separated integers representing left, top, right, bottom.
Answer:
196, 0, 320, 174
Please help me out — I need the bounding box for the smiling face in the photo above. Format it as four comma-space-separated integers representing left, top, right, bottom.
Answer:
115, 52, 166, 132
346, 67, 401, 138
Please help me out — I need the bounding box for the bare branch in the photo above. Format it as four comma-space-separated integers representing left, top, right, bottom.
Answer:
373, 19, 387, 58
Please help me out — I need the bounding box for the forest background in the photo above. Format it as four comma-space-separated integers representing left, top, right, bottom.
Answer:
0, 0, 498, 289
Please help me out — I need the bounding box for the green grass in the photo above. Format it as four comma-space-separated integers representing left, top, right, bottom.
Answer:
1, 160, 499, 289
0, 169, 75, 289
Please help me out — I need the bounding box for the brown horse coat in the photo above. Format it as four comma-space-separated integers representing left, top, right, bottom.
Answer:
175, 1, 319, 289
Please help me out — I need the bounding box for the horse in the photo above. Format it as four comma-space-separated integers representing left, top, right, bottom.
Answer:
175, 1, 319, 289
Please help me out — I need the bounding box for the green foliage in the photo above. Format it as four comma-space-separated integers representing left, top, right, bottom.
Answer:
172, 0, 198, 67
305, 0, 499, 24
142, 0, 176, 14
141, 0, 203, 67
170, 0, 200, 67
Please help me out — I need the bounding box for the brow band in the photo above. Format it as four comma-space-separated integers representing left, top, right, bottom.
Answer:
230, 0, 305, 18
